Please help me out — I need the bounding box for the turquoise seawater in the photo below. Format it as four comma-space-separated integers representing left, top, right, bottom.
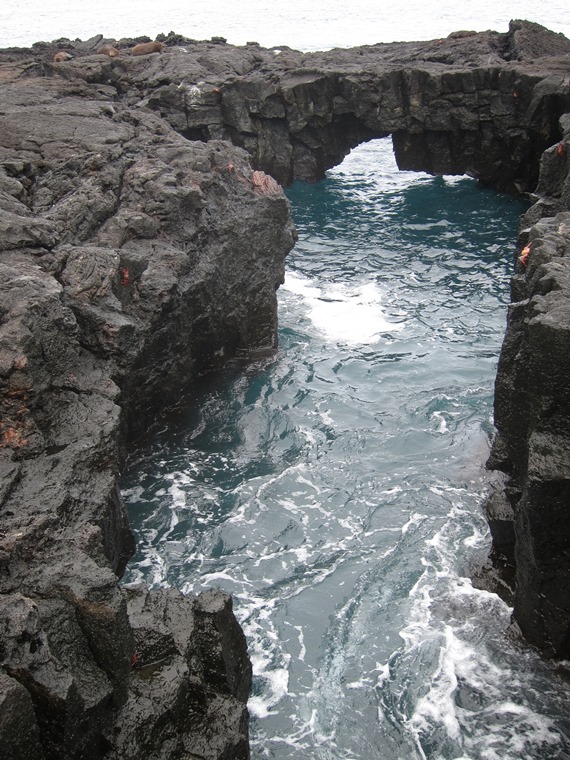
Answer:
122, 139, 570, 759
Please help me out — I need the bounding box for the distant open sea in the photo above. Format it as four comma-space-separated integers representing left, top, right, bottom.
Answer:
6, 2, 570, 759
1, 0, 570, 51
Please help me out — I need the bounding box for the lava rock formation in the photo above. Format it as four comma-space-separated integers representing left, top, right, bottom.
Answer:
1, 18, 570, 759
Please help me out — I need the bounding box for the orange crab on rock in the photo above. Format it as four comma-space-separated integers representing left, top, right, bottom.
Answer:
519, 244, 531, 268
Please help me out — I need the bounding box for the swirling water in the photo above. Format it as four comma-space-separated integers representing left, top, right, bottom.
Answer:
122, 139, 570, 759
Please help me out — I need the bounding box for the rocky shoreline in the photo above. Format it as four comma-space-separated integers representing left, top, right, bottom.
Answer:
1, 19, 570, 758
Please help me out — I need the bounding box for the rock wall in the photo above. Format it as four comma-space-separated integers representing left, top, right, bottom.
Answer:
485, 117, 570, 657
0, 55, 294, 760
2, 18, 570, 759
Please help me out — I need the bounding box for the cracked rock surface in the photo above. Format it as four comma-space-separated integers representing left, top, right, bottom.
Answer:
0, 38, 294, 760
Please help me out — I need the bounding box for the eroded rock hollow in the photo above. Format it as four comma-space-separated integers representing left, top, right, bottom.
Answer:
1, 18, 570, 759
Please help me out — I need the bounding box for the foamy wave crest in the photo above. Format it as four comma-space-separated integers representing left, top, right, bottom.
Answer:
384, 502, 567, 759
282, 271, 402, 344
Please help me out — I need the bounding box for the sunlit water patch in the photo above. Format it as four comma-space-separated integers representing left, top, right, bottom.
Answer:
282, 273, 401, 344
122, 139, 570, 758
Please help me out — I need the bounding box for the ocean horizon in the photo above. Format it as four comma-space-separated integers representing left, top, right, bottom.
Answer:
1, 0, 570, 52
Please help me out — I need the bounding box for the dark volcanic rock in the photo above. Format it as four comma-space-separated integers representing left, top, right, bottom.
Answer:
110, 587, 251, 759
489, 200, 570, 657
6, 19, 570, 192
0, 670, 44, 760
0, 42, 292, 760
93, 18, 570, 192
1, 17, 570, 759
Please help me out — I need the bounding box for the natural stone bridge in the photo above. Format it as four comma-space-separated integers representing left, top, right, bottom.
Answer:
132, 20, 570, 193
1, 19, 570, 760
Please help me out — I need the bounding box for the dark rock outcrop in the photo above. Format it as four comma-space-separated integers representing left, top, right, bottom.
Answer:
74, 19, 570, 194
0, 51, 293, 760
111, 587, 251, 759
1, 17, 570, 758
7, 19, 569, 193
485, 116, 570, 655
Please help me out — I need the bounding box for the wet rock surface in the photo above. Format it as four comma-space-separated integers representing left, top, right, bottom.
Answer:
1, 17, 570, 758
112, 588, 251, 759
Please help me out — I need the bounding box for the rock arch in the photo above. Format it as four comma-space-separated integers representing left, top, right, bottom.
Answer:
140, 21, 570, 193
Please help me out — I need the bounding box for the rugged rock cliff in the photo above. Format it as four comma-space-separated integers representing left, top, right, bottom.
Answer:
1, 18, 570, 759
24, 20, 570, 193
0, 49, 294, 760
485, 120, 570, 657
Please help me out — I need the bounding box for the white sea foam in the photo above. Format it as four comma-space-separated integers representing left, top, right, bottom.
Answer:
386, 496, 569, 759
248, 659, 291, 718
401, 512, 427, 534
293, 624, 307, 662
431, 410, 448, 433
283, 272, 402, 345
319, 408, 335, 426
133, 551, 167, 588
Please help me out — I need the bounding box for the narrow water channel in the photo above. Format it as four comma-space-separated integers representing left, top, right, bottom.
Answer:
122, 139, 570, 759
